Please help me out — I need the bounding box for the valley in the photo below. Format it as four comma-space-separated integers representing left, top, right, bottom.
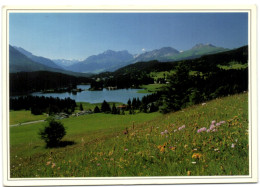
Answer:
9, 44, 249, 177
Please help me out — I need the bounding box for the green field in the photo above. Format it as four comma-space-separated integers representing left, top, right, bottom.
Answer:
9, 110, 47, 125
10, 93, 248, 177
217, 63, 248, 70
138, 84, 166, 93
150, 70, 176, 79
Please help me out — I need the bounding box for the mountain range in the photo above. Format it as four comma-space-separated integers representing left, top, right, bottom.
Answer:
9, 45, 92, 77
10, 44, 229, 74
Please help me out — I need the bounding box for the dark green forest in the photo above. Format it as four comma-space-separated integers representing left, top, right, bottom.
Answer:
10, 96, 76, 115
10, 71, 92, 96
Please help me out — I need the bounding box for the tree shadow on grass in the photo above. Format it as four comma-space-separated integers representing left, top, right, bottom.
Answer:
46, 141, 76, 148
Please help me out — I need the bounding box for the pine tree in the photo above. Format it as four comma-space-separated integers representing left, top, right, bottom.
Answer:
132, 97, 137, 109
101, 100, 111, 113
79, 103, 84, 111
127, 99, 132, 110
94, 106, 100, 113
112, 103, 118, 114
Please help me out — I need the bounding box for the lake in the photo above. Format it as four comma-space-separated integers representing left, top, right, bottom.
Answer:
30, 85, 151, 104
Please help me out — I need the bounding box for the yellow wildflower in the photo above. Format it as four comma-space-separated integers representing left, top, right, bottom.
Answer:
192, 153, 203, 159
157, 142, 167, 152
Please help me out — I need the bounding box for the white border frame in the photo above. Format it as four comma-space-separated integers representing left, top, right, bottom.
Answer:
1, 5, 258, 186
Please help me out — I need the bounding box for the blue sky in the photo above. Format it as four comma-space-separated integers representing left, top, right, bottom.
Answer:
9, 13, 248, 60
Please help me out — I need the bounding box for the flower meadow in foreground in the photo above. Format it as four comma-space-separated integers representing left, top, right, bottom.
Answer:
197, 120, 225, 133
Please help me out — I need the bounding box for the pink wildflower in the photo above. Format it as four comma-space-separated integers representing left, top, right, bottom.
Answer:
211, 120, 216, 125
210, 124, 215, 130
178, 125, 186, 131
160, 132, 164, 135
197, 127, 207, 133
231, 144, 235, 148
216, 123, 221, 126
164, 130, 169, 134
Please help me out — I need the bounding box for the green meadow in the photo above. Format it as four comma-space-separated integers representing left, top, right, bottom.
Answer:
9, 110, 47, 125
138, 84, 166, 93
10, 93, 248, 177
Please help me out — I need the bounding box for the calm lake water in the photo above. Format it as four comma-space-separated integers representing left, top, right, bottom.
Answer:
30, 85, 150, 104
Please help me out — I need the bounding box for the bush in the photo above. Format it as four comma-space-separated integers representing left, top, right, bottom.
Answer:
39, 118, 66, 148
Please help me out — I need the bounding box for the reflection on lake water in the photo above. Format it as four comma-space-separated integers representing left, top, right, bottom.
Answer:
30, 85, 150, 104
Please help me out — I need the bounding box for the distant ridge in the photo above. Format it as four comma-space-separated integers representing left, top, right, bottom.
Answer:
67, 50, 134, 73
9, 45, 92, 77
13, 46, 64, 70
10, 43, 231, 74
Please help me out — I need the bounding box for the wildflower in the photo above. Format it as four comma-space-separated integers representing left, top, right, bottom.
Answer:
160, 132, 164, 135
164, 130, 169, 134
220, 121, 225, 124
169, 146, 176, 151
158, 142, 167, 152
46, 161, 51, 166
231, 143, 235, 148
214, 148, 219, 152
191, 162, 196, 164
209, 124, 215, 130
197, 127, 207, 133
192, 153, 203, 159
193, 148, 197, 151
211, 120, 216, 125
51, 163, 56, 168
174, 129, 177, 132
206, 129, 211, 133
202, 103, 206, 106
178, 125, 186, 131
124, 148, 128, 152
97, 163, 101, 166
216, 123, 221, 126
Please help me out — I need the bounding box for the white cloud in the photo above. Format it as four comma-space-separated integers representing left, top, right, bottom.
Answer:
142, 48, 146, 52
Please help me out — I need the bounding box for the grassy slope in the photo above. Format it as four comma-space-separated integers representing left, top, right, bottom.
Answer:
9, 110, 47, 125
138, 84, 166, 93
10, 93, 248, 177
